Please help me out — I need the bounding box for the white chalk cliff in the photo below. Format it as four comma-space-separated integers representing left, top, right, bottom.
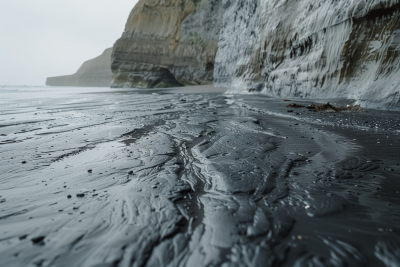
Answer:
113, 0, 400, 107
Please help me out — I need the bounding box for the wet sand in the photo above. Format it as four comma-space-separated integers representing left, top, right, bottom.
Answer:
0, 85, 399, 266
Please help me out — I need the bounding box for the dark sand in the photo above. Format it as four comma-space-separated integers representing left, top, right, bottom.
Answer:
0, 85, 399, 266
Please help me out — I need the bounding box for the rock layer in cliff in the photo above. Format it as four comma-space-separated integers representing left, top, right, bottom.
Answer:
111, 0, 223, 88
46, 48, 112, 87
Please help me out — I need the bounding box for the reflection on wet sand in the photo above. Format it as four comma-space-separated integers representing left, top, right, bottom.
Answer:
0, 85, 399, 266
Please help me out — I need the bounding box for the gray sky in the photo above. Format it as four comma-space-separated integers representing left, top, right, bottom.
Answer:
0, 0, 138, 85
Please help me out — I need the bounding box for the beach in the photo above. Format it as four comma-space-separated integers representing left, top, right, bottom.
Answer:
0, 85, 399, 266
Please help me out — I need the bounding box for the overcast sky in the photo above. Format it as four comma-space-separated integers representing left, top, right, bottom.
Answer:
0, 0, 138, 85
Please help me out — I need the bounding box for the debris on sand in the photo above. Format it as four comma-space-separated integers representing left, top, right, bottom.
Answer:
287, 102, 364, 113
308, 103, 341, 112
287, 103, 305, 108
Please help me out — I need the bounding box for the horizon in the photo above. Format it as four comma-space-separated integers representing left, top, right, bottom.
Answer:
0, 0, 138, 86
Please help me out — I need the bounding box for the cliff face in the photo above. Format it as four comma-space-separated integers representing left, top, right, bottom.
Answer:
214, 0, 400, 108
46, 48, 112, 87
111, 0, 223, 88
113, 0, 400, 107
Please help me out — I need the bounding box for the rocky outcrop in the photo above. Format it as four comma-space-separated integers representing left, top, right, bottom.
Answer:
46, 48, 112, 87
111, 0, 223, 88
113, 0, 400, 107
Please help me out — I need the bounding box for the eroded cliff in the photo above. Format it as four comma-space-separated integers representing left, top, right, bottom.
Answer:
46, 48, 112, 87
111, 0, 223, 88
215, 0, 400, 108
113, 0, 400, 107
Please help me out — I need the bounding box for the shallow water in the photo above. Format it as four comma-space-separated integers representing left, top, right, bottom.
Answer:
0, 86, 399, 266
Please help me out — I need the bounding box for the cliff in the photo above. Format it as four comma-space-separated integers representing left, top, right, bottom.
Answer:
111, 0, 223, 88
113, 0, 400, 107
46, 48, 112, 87
215, 0, 400, 108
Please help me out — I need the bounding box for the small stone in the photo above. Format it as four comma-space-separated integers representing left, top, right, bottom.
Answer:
305, 205, 310, 209
128, 170, 133, 175
31, 236, 45, 245
76, 193, 85, 197
67, 195, 72, 199
22, 161, 26, 164
87, 169, 92, 173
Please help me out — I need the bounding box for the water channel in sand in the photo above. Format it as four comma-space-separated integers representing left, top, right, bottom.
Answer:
0, 85, 399, 266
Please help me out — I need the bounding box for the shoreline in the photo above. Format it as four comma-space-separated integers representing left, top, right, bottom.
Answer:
0, 86, 399, 266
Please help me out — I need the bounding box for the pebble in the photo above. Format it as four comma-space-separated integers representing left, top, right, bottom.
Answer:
31, 236, 45, 245
76, 193, 85, 197
128, 170, 133, 175
67, 195, 72, 199
22, 161, 26, 164
87, 169, 93, 173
